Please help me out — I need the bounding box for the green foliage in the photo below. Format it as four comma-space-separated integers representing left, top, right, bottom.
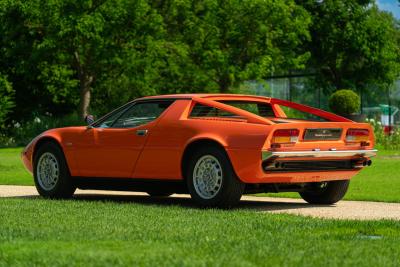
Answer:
154, 0, 311, 92
0, 74, 14, 128
328, 89, 360, 115
299, 0, 400, 92
2, 113, 82, 147
0, 0, 399, 128
27, 0, 168, 118
0, 0, 312, 120
368, 118, 400, 150
0, 0, 78, 120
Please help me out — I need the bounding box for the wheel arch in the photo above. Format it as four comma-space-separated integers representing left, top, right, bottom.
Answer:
33, 136, 65, 164
181, 138, 232, 180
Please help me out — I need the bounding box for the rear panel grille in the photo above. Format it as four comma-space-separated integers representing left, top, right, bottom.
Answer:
280, 160, 353, 170
303, 128, 342, 141
263, 160, 355, 172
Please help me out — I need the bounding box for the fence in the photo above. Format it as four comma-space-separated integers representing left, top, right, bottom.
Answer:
242, 76, 400, 128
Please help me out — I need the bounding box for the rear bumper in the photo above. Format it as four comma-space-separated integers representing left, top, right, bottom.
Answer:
226, 148, 377, 184
262, 149, 377, 161
261, 148, 376, 174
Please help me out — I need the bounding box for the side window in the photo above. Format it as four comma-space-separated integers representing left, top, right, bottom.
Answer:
190, 104, 238, 118
98, 108, 129, 128
112, 101, 173, 128
92, 103, 133, 128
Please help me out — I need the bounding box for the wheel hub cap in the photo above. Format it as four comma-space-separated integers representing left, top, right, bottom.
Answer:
193, 155, 223, 199
37, 152, 59, 191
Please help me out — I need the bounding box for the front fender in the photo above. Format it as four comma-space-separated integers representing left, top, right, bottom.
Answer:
22, 128, 82, 176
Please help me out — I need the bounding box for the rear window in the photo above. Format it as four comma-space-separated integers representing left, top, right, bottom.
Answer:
190, 101, 275, 118
190, 105, 239, 118
219, 101, 275, 117
278, 106, 328, 122
189, 99, 328, 122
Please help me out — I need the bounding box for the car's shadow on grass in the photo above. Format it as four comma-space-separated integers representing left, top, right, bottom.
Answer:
8, 193, 334, 212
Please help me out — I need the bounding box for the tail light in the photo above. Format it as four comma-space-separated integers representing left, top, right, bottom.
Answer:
346, 129, 369, 142
272, 129, 299, 144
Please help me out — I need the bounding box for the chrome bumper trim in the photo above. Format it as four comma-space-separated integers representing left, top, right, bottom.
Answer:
262, 149, 377, 161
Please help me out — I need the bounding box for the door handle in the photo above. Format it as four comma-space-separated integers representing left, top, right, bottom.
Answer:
136, 129, 148, 136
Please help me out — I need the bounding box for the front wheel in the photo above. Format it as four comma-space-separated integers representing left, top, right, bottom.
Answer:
33, 142, 76, 198
299, 180, 350, 204
186, 146, 244, 208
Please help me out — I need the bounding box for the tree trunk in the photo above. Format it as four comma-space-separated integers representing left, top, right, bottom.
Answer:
74, 51, 93, 120
79, 79, 92, 120
218, 73, 231, 93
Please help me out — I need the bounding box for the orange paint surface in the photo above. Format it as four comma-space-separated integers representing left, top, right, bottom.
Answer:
22, 94, 375, 184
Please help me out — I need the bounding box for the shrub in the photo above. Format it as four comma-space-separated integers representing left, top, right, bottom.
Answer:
0, 75, 15, 128
328, 89, 360, 116
0, 113, 83, 147
367, 118, 400, 150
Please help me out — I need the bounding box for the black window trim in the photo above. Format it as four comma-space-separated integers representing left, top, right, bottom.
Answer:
92, 99, 177, 129
189, 100, 276, 119
91, 101, 134, 128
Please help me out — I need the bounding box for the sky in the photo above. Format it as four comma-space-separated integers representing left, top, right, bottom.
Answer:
376, 0, 400, 19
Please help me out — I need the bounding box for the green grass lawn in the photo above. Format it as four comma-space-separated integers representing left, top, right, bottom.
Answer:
0, 197, 399, 266
0, 147, 32, 185
1, 146, 400, 202
1, 148, 399, 266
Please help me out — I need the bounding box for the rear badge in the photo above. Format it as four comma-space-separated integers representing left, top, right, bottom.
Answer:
304, 128, 342, 141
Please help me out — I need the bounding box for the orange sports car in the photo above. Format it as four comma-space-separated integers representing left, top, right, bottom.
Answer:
22, 94, 376, 207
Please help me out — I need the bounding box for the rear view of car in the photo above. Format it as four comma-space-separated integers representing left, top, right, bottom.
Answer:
21, 94, 376, 208
185, 96, 376, 207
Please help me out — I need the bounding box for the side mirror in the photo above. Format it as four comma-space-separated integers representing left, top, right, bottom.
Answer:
85, 115, 95, 126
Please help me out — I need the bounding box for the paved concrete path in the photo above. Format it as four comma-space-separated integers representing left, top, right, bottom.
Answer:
1, 185, 399, 220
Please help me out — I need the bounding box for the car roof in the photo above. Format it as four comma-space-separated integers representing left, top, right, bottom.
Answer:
136, 93, 272, 102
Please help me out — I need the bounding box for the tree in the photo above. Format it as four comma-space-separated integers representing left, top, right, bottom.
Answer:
297, 0, 400, 93
0, 0, 68, 122
0, 0, 312, 120
0, 74, 14, 128
153, 0, 312, 92
0, 0, 167, 120
33, 0, 169, 119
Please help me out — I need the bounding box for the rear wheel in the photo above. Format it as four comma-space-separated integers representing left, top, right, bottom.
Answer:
299, 180, 350, 204
186, 146, 244, 208
33, 142, 76, 198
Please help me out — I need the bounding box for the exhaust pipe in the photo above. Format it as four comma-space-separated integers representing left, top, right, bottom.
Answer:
354, 163, 363, 168
263, 161, 283, 171
354, 159, 372, 168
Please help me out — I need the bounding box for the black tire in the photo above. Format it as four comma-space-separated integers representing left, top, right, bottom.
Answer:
299, 180, 350, 204
146, 191, 173, 197
186, 146, 245, 208
33, 142, 76, 198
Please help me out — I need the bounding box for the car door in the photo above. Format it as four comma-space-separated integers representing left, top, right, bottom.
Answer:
74, 101, 173, 178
